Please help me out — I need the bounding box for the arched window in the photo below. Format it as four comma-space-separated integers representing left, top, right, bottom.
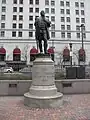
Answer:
48, 47, 54, 61
0, 46, 6, 61
63, 47, 70, 62
13, 47, 21, 61
78, 48, 86, 62
30, 46, 38, 61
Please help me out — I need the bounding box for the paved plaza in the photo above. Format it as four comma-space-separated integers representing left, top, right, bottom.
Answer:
0, 94, 90, 120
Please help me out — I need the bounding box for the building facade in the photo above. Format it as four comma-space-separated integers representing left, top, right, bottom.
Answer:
0, 0, 90, 65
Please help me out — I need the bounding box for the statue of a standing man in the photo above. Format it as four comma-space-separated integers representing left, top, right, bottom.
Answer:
34, 10, 51, 54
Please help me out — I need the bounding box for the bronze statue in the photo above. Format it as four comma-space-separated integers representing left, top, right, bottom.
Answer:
34, 10, 51, 54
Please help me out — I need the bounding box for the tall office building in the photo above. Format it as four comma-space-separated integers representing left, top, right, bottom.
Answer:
0, 0, 90, 64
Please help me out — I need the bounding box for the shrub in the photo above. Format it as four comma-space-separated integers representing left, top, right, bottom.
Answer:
0, 73, 32, 80
55, 72, 65, 80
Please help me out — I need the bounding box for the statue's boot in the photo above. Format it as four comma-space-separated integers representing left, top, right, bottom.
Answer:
44, 50, 48, 54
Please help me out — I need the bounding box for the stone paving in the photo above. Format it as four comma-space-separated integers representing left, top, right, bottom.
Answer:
0, 94, 90, 120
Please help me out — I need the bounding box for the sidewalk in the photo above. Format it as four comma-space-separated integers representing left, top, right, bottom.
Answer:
0, 94, 90, 120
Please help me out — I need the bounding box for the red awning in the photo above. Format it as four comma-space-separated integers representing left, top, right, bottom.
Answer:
79, 48, 85, 55
48, 48, 54, 54
30, 47, 38, 54
0, 47, 6, 54
63, 47, 70, 56
13, 48, 21, 54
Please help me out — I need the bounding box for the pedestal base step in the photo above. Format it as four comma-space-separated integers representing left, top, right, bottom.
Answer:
24, 92, 63, 108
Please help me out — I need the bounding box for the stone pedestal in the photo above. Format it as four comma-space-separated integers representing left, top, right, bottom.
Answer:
24, 54, 63, 108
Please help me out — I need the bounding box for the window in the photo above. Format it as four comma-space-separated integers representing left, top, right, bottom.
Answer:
60, 1, 64, 6
12, 23, 16, 28
19, 7, 23, 12
66, 9, 70, 14
51, 8, 55, 14
30, 0, 33, 4
80, 2, 84, 8
2, 0, 6, 4
45, 0, 49, 5
29, 32, 33, 37
66, 17, 70, 22
18, 31, 22, 37
19, 15, 23, 20
66, 1, 70, 7
51, 32, 55, 38
76, 10, 79, 15
77, 33, 80, 38
61, 32, 65, 38
29, 24, 33, 29
29, 8, 33, 12
45, 8, 49, 13
81, 18, 85, 23
81, 26, 84, 31
2, 6, 6, 12
1, 31, 5, 37
61, 17, 65, 22
76, 18, 80, 23
29, 16, 33, 20
51, 24, 55, 29
67, 32, 71, 38
1, 15, 5, 20
75, 2, 79, 7
35, 0, 39, 5
81, 10, 84, 15
35, 8, 39, 13
61, 9, 64, 14
51, 16, 55, 21
13, 7, 17, 12
13, 0, 17, 4
76, 25, 80, 31
67, 25, 71, 30
19, 23, 23, 28
19, 0, 23, 4
13, 15, 17, 20
61, 25, 65, 30
51, 0, 55, 6
82, 26, 85, 31
83, 33, 86, 38
1, 23, 5, 28
12, 31, 16, 37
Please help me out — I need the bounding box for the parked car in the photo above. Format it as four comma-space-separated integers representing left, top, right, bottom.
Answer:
1, 67, 13, 73
19, 67, 32, 73
19, 67, 32, 77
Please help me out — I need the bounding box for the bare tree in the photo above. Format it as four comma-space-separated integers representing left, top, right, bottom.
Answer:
22, 44, 29, 61
55, 51, 63, 69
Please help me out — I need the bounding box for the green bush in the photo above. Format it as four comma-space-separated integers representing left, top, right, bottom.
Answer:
55, 72, 65, 80
0, 71, 66, 80
0, 73, 32, 80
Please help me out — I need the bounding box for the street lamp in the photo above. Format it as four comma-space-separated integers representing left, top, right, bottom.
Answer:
80, 24, 84, 49
69, 43, 72, 67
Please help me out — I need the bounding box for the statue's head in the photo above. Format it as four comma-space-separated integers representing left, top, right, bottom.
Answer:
40, 10, 45, 17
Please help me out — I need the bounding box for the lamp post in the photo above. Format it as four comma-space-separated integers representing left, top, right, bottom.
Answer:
69, 43, 72, 67
80, 24, 84, 49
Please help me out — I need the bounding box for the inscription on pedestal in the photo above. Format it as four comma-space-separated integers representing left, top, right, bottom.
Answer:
32, 63, 55, 85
